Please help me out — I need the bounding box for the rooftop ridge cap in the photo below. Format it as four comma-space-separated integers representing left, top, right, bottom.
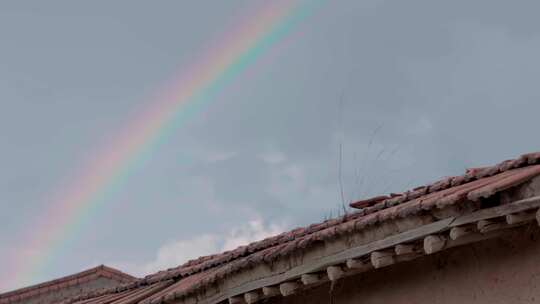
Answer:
350, 151, 540, 209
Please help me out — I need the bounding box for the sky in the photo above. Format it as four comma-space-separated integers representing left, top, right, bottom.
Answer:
1, 0, 540, 292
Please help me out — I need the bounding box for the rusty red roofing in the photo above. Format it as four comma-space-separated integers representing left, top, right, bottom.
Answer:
0, 265, 137, 304
64, 151, 540, 304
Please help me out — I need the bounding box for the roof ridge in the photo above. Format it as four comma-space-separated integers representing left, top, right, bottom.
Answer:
97, 265, 137, 282
0, 265, 137, 300
350, 152, 540, 209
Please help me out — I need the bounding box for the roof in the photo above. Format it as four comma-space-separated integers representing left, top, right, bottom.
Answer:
0, 265, 137, 304
62, 151, 540, 304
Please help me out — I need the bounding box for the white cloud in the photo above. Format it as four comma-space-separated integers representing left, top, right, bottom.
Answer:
140, 234, 220, 274
205, 151, 237, 163
407, 116, 433, 135
283, 165, 306, 188
177, 176, 226, 214
112, 217, 288, 277
259, 150, 287, 164
222, 218, 285, 251
267, 163, 307, 201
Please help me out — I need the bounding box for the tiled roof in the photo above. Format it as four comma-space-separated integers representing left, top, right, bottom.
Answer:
350, 152, 540, 209
64, 151, 540, 304
0, 265, 137, 304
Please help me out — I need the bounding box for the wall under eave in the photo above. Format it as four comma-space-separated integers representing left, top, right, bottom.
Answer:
271, 224, 540, 304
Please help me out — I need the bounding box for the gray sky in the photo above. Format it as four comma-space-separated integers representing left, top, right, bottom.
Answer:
1, 0, 540, 291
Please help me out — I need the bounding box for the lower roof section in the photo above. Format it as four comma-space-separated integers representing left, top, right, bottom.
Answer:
0, 265, 137, 304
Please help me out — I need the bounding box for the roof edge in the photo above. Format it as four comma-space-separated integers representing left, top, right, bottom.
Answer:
0, 265, 137, 301
175, 195, 540, 304
350, 152, 540, 209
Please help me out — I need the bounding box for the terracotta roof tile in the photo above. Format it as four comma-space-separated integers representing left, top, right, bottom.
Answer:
62, 151, 540, 304
0, 265, 136, 304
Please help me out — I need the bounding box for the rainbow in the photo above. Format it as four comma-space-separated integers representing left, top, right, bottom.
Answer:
2, 0, 323, 290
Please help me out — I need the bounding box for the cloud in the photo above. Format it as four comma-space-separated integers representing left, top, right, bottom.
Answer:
406, 117, 433, 136
221, 218, 285, 251
137, 234, 220, 274
258, 150, 287, 165
204, 151, 238, 163
112, 217, 288, 277
267, 163, 307, 201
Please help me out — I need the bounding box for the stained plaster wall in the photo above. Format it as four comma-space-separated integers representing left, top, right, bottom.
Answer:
272, 225, 540, 304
